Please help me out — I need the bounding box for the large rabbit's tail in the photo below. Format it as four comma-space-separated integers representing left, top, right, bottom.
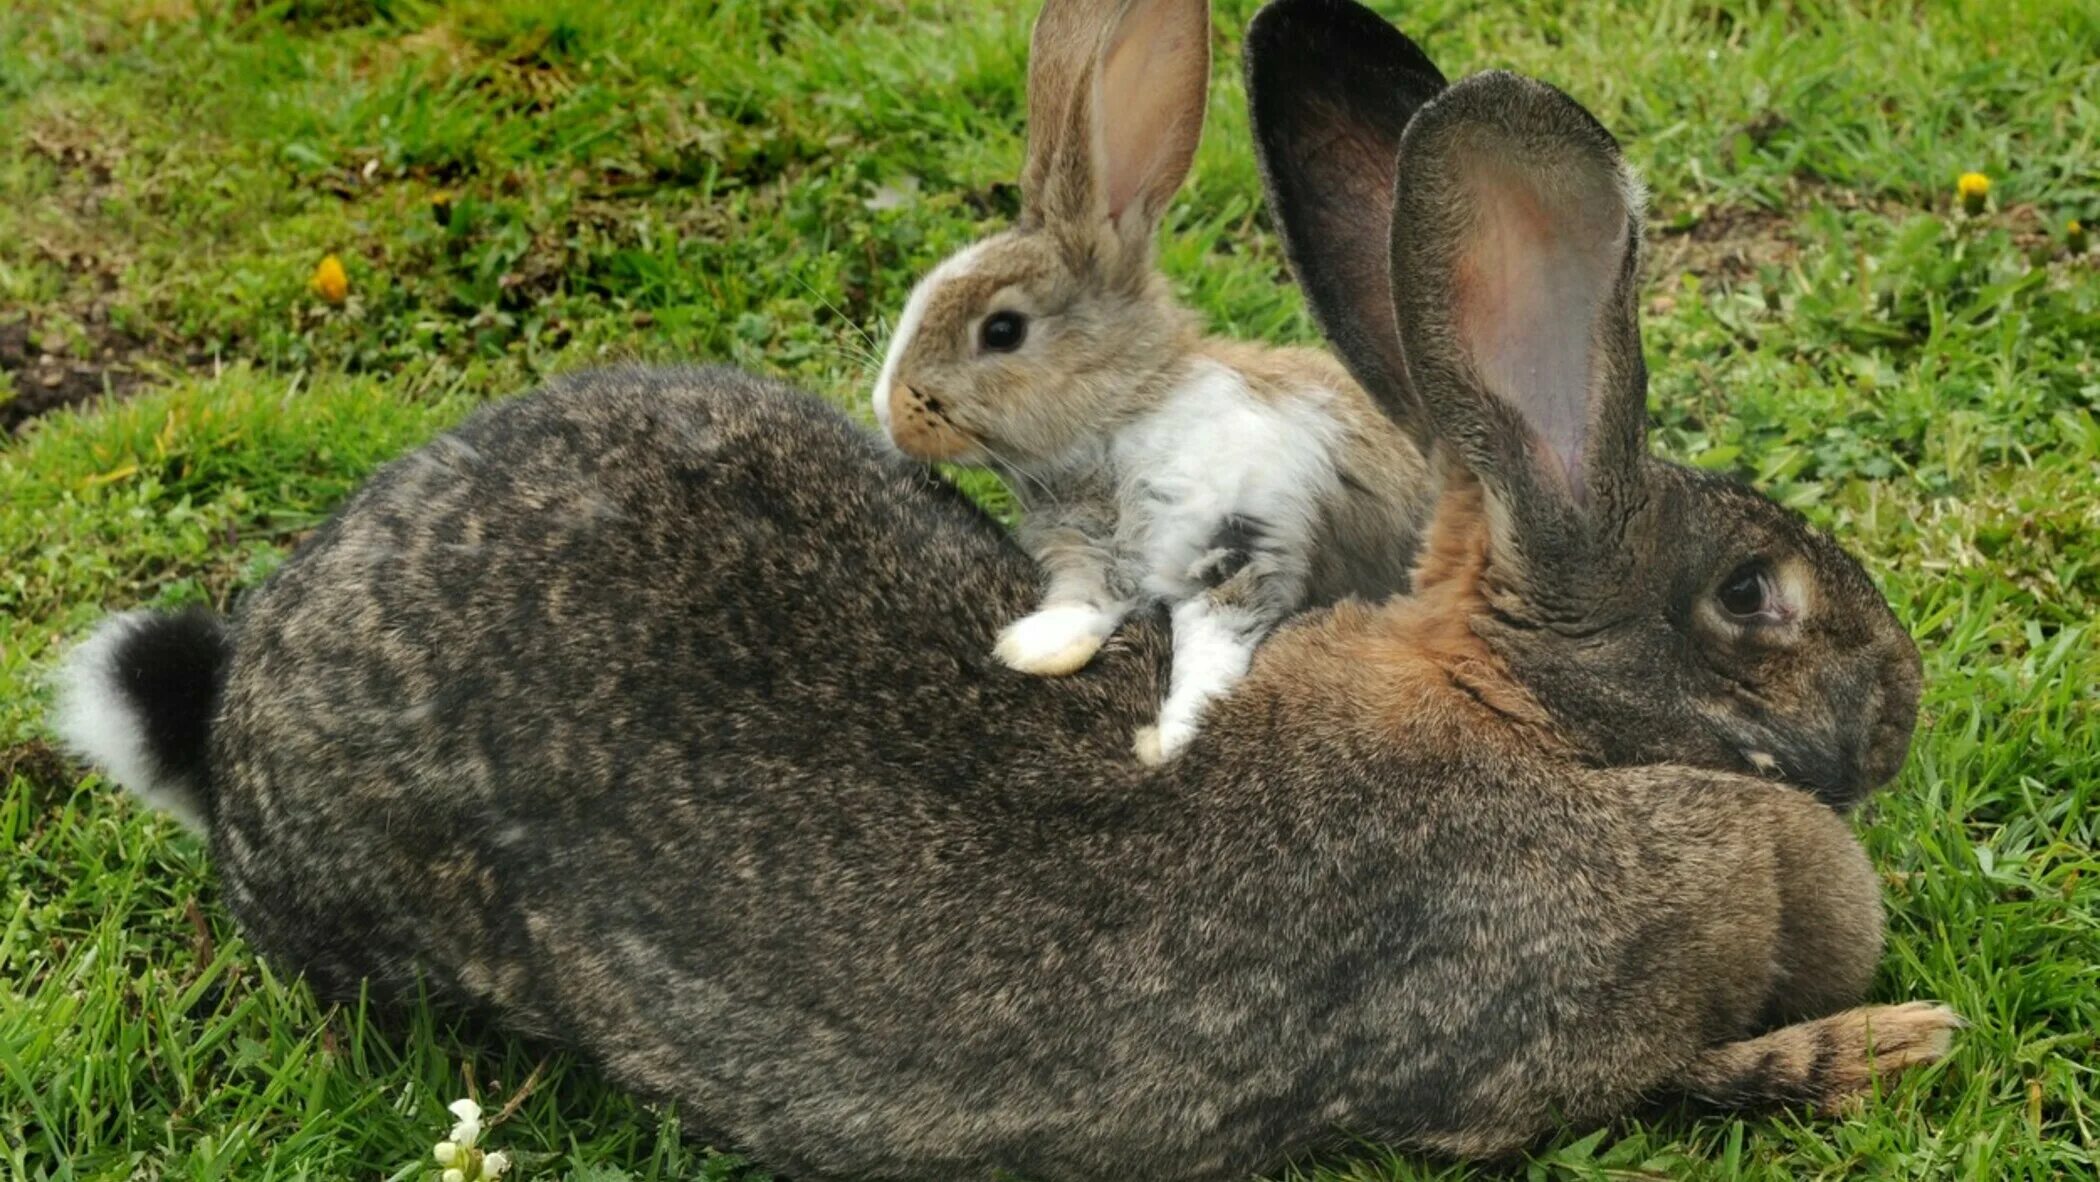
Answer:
53, 607, 232, 833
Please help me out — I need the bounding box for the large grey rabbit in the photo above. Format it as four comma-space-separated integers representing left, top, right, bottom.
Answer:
53, 1, 1953, 1180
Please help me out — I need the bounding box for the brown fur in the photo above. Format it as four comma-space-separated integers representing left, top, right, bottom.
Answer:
1350, 478, 1568, 738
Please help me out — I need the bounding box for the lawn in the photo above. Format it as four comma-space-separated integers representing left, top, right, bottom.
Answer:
2, 0, 2095, 1178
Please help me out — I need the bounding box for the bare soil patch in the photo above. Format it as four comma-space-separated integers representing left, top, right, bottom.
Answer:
1650, 205, 1802, 289
0, 317, 208, 436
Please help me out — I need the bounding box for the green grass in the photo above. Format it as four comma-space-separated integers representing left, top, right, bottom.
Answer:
2, 0, 2096, 1177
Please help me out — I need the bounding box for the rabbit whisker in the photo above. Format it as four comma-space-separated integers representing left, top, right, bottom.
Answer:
971, 438, 1068, 512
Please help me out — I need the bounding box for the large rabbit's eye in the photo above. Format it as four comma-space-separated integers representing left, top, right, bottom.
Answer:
979, 311, 1028, 353
1716, 561, 1775, 620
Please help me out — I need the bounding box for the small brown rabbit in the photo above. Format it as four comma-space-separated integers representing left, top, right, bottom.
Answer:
872, 0, 1433, 763
53, 1, 1956, 1179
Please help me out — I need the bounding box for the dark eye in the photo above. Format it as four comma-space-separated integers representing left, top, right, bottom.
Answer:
1717, 561, 1774, 619
979, 310, 1028, 353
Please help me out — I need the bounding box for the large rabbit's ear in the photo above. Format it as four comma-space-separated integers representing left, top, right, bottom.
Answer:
1246, 0, 1446, 439
1389, 71, 1650, 573
1021, 0, 1211, 261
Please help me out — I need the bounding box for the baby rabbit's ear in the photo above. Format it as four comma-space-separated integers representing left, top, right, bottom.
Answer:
1246, 0, 1446, 442
1022, 0, 1211, 263
1390, 71, 1650, 574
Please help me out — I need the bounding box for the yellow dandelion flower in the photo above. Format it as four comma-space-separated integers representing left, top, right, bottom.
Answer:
1957, 172, 1990, 217
310, 254, 350, 303
2069, 219, 2088, 254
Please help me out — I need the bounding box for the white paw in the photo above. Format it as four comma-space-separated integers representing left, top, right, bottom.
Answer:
1132, 725, 1163, 766
994, 606, 1116, 676
1132, 719, 1196, 766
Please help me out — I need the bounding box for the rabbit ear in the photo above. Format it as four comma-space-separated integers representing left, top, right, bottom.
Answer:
1021, 0, 1211, 259
1246, 0, 1445, 441
1389, 71, 1650, 566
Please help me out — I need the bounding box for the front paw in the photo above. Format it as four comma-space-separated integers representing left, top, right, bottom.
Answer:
1132, 719, 1196, 766
994, 606, 1116, 676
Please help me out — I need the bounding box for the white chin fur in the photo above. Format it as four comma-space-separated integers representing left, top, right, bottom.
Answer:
51, 611, 209, 833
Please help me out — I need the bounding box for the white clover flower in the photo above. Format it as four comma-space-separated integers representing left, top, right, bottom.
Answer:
481, 1150, 512, 1177
441, 1170, 465, 1182
447, 1098, 484, 1148
433, 1140, 460, 1166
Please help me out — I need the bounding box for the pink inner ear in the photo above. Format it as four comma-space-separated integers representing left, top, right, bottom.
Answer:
1096, 0, 1207, 225
1452, 157, 1626, 503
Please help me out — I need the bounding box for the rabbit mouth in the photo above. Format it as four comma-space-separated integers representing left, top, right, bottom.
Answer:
1754, 641, 1921, 811
1738, 743, 1841, 805
1735, 736, 1872, 812
885, 382, 981, 462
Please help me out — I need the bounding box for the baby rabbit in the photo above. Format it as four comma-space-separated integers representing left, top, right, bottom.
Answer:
55, 2, 1954, 1180
872, 0, 1432, 763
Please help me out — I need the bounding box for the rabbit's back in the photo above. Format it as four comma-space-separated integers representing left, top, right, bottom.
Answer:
207, 366, 1415, 1182
205, 368, 1220, 1170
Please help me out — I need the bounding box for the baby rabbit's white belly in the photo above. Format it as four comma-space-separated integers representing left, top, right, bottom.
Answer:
1113, 361, 1344, 601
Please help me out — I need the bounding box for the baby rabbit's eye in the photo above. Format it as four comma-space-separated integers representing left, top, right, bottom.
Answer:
1716, 561, 1775, 620
979, 311, 1029, 353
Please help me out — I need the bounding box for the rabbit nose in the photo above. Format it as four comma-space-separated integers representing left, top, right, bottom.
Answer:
1813, 629, 1923, 811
